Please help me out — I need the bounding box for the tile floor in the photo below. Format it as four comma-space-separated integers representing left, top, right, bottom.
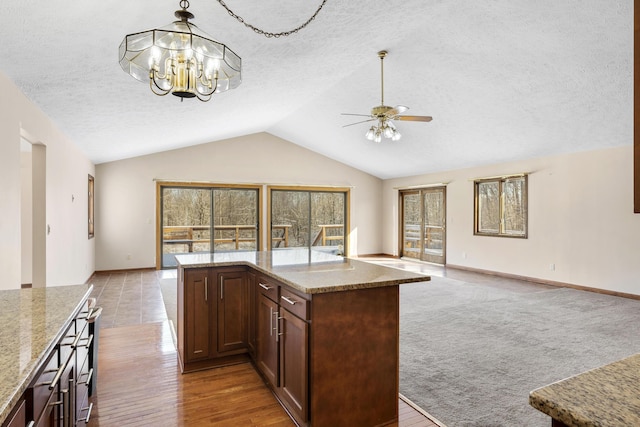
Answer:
88, 269, 176, 329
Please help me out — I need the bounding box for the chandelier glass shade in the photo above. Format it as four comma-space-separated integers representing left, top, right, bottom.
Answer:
365, 119, 401, 143
119, 1, 241, 102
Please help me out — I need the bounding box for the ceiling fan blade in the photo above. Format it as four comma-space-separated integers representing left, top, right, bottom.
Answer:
396, 115, 433, 122
342, 118, 377, 128
386, 105, 409, 117
341, 113, 374, 117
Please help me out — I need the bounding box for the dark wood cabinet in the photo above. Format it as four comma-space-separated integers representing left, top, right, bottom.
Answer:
74, 305, 94, 427
246, 270, 257, 357
256, 292, 279, 387
5, 299, 94, 427
278, 306, 308, 423
4, 399, 25, 427
217, 269, 248, 354
178, 266, 249, 372
183, 268, 212, 363
255, 276, 309, 426
178, 262, 404, 426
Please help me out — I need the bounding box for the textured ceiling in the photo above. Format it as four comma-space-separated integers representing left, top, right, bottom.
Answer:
0, 1, 633, 179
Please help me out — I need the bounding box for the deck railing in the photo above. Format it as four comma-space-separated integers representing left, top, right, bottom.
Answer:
163, 225, 261, 251
163, 224, 343, 252
311, 224, 344, 247
403, 224, 443, 251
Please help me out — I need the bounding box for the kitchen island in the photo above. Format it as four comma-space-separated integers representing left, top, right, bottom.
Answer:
176, 249, 430, 427
529, 353, 640, 426
0, 284, 93, 427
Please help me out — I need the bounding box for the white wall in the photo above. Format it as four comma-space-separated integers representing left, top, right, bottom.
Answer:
0, 72, 95, 290
383, 145, 640, 296
20, 147, 33, 285
95, 133, 382, 271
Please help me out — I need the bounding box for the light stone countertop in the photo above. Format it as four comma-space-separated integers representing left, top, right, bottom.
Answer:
175, 250, 430, 294
529, 353, 640, 426
0, 284, 93, 426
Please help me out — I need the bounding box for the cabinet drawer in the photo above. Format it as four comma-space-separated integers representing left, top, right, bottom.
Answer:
75, 320, 91, 368
257, 277, 279, 302
75, 300, 91, 338
30, 348, 60, 421
280, 287, 309, 320
76, 356, 92, 424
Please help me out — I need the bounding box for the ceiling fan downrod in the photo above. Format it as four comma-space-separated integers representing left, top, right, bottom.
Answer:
379, 50, 387, 107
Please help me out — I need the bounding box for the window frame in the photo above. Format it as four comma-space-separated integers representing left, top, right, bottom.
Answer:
473, 174, 528, 238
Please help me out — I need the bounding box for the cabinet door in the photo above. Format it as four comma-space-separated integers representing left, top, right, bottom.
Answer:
184, 269, 211, 362
217, 270, 248, 354
256, 293, 279, 386
5, 399, 26, 427
246, 271, 257, 356
279, 308, 308, 423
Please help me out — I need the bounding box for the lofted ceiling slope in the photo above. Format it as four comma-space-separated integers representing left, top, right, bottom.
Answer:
0, 0, 632, 179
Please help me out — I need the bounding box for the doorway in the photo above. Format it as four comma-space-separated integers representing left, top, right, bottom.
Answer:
20, 136, 46, 287
400, 186, 446, 264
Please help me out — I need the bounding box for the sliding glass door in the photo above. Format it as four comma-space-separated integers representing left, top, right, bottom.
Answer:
401, 186, 446, 264
158, 184, 259, 268
212, 188, 258, 252
269, 188, 347, 255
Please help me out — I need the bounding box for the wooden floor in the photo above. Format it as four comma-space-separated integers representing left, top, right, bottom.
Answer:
87, 269, 441, 426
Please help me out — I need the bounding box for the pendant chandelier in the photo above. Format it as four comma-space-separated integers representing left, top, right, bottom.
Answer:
119, 0, 241, 102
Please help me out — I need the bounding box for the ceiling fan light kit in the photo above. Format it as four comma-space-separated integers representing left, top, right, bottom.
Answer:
366, 120, 401, 142
342, 50, 432, 142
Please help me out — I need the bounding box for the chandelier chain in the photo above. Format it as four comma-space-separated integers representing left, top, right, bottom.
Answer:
215, 0, 328, 38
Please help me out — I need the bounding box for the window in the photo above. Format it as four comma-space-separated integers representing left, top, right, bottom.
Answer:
474, 175, 527, 238
157, 183, 260, 268
268, 187, 348, 255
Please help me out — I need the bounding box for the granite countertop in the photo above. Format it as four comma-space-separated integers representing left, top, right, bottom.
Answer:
175, 250, 430, 294
0, 284, 93, 426
529, 353, 640, 426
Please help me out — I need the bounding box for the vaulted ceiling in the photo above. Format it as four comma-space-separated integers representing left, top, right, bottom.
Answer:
0, 1, 632, 179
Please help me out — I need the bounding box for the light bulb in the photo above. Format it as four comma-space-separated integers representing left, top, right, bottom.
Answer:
195, 49, 204, 63
365, 127, 375, 140
374, 133, 382, 143
392, 131, 402, 141
383, 126, 393, 138
149, 46, 161, 68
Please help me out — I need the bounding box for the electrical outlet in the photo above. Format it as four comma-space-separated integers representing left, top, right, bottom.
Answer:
549, 263, 555, 271
462, 251, 467, 259
126, 254, 132, 260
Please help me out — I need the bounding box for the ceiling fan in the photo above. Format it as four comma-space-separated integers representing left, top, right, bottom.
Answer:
342, 50, 432, 142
